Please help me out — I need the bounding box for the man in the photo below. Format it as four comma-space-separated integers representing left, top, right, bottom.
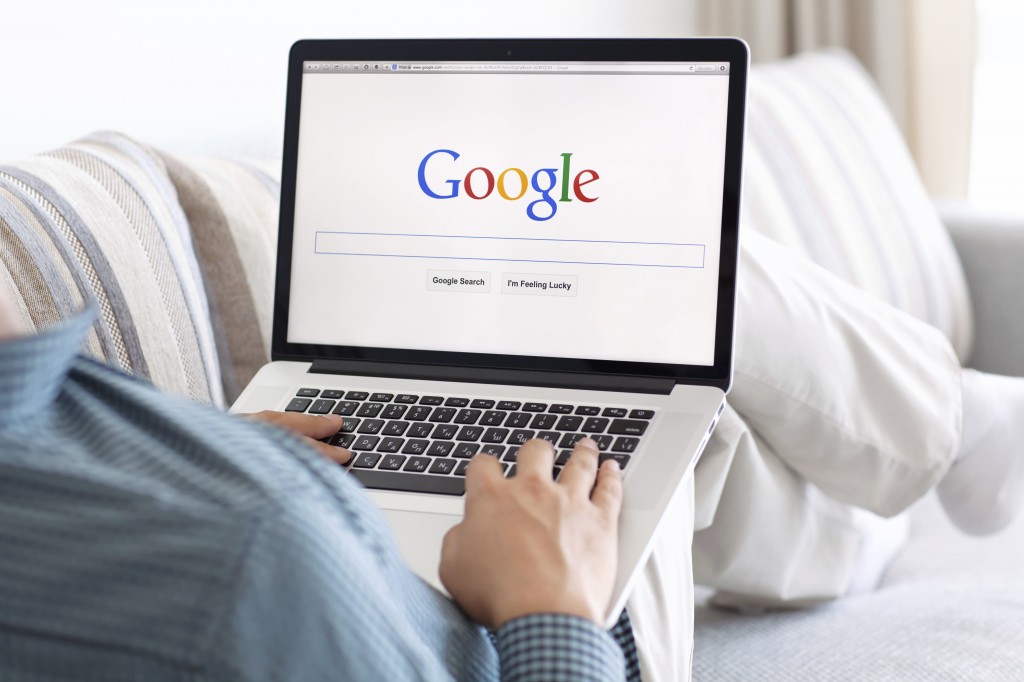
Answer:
2, 232, 1022, 680
0, 299, 637, 680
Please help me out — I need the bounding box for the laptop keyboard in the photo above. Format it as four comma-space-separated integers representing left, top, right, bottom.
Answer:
285, 388, 655, 496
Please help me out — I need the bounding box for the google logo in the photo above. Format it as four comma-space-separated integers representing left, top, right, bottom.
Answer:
417, 149, 599, 222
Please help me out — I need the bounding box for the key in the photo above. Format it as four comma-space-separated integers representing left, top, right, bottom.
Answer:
331, 401, 359, 416
329, 433, 355, 448
407, 423, 433, 439
496, 400, 521, 411
608, 419, 649, 436
592, 435, 613, 451
558, 432, 586, 448
382, 421, 410, 436
352, 435, 380, 451
377, 437, 404, 453
479, 444, 505, 457
444, 397, 470, 407
350, 469, 464, 495
455, 409, 482, 424
419, 396, 444, 405
356, 419, 384, 435
452, 443, 479, 458
505, 412, 532, 428
433, 424, 458, 440
429, 458, 457, 474
308, 399, 335, 414
612, 437, 640, 453
482, 428, 509, 443
403, 456, 431, 472
401, 439, 429, 455
530, 414, 557, 429
481, 410, 507, 426
456, 426, 484, 441
406, 405, 431, 421
381, 404, 408, 420
454, 460, 471, 476
575, 405, 601, 416
600, 453, 631, 469
427, 441, 455, 456
470, 399, 495, 409
346, 391, 369, 401
356, 402, 385, 418
583, 417, 610, 433
285, 398, 312, 412
523, 402, 547, 412
554, 416, 583, 431
508, 429, 535, 445
602, 407, 628, 418
321, 390, 345, 400
370, 393, 394, 402
379, 454, 406, 471
394, 394, 419, 404
629, 409, 656, 420
429, 407, 457, 423
548, 403, 573, 414
352, 452, 381, 468
537, 431, 559, 445
296, 388, 319, 397
503, 446, 520, 462
340, 418, 360, 433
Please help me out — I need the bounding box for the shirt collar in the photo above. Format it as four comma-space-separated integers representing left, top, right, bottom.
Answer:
0, 309, 96, 428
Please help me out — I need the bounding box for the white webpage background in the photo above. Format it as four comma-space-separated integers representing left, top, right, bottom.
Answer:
288, 70, 729, 366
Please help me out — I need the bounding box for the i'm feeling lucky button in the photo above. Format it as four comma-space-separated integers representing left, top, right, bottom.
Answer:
501, 273, 578, 297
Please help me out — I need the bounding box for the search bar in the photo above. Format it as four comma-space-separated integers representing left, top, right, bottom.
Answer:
314, 231, 705, 269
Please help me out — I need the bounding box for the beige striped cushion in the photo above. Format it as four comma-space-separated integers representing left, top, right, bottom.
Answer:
160, 155, 279, 403
0, 132, 224, 406
745, 50, 974, 361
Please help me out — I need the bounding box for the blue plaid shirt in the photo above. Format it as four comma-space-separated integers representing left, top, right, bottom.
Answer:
0, 312, 640, 681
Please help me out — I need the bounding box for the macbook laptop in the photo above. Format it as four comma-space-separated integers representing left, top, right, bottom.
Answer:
231, 38, 748, 627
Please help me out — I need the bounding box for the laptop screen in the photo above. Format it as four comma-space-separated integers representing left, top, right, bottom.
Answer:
277, 41, 746, 385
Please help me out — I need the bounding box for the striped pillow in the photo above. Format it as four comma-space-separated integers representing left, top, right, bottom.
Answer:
159, 155, 280, 403
0, 132, 224, 406
744, 50, 974, 361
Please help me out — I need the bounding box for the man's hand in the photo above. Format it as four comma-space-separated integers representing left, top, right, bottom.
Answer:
243, 411, 352, 465
439, 437, 623, 630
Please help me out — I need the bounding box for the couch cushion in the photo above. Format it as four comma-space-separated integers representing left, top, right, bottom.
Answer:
744, 50, 974, 361
160, 155, 279, 403
0, 132, 223, 406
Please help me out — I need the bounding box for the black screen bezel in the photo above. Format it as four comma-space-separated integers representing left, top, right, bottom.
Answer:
273, 38, 747, 392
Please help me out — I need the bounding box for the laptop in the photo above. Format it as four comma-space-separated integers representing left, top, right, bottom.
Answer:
231, 38, 748, 627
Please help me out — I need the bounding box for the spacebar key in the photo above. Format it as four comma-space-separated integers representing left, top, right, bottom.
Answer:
349, 469, 466, 496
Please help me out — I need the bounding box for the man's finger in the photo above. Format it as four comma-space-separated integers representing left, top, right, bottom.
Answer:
246, 411, 344, 439
590, 458, 623, 521
515, 438, 556, 480
464, 453, 504, 509
557, 437, 601, 496
309, 439, 353, 465
438, 524, 462, 592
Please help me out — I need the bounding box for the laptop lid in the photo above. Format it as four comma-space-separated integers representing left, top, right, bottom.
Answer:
273, 39, 747, 392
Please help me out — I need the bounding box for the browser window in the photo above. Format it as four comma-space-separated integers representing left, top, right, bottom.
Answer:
287, 60, 730, 366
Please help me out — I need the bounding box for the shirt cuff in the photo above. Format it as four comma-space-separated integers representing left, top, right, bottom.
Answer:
494, 613, 626, 682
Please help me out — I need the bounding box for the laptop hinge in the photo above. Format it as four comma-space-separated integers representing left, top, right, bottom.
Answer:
308, 359, 675, 395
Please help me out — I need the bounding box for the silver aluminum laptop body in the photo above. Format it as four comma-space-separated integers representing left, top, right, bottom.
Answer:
231, 38, 748, 627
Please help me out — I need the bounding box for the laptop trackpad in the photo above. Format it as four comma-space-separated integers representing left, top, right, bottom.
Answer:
383, 508, 459, 593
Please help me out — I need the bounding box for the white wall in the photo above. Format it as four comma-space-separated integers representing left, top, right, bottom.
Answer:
1, 0, 696, 161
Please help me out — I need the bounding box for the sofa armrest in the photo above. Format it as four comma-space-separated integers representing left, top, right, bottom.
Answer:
936, 201, 1024, 376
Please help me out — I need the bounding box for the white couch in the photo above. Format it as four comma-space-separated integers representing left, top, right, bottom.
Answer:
691, 51, 1024, 680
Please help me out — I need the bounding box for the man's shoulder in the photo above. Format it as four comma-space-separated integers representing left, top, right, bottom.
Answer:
0, 355, 376, 671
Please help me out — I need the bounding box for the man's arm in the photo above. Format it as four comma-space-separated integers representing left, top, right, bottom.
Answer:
441, 438, 629, 681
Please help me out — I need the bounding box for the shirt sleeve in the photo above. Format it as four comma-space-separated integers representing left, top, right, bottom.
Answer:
494, 613, 627, 682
